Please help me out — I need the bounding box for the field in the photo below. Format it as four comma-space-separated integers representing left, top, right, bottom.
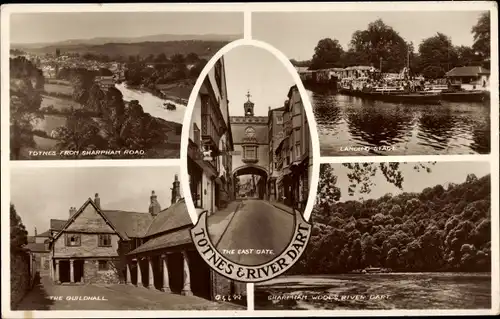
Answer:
41, 96, 81, 111
255, 273, 491, 310
44, 82, 73, 95
33, 114, 67, 134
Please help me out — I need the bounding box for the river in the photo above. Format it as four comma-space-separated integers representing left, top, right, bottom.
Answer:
309, 90, 491, 156
255, 273, 491, 310
115, 83, 186, 124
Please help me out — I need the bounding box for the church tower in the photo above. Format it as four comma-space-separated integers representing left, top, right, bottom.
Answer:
244, 90, 254, 117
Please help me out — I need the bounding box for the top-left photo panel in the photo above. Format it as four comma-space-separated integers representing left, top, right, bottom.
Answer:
7, 10, 243, 160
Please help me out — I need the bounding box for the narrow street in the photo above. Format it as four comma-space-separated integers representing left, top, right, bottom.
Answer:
15, 276, 243, 311
216, 199, 295, 266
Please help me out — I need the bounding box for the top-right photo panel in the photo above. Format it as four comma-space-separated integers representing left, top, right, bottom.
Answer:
253, 10, 492, 156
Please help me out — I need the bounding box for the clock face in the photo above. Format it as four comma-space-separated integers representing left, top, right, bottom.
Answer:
245, 127, 256, 138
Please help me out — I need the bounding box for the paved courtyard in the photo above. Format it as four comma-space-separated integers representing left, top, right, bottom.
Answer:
16, 276, 244, 310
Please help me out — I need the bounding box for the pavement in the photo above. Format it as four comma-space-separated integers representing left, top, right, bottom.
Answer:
207, 200, 242, 246
15, 276, 243, 311
215, 199, 295, 266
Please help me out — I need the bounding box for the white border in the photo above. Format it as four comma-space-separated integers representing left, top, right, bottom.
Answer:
179, 38, 321, 224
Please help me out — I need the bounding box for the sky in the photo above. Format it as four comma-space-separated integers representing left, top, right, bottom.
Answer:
253, 11, 487, 60
10, 166, 182, 236
223, 45, 297, 116
331, 161, 491, 202
10, 12, 243, 44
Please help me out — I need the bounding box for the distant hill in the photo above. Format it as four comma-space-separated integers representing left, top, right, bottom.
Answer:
12, 40, 235, 59
12, 33, 241, 48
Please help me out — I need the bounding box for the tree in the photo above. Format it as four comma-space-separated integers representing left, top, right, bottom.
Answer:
170, 53, 186, 64
56, 48, 61, 57
455, 45, 482, 66
310, 38, 344, 70
471, 12, 490, 59
11, 204, 28, 251
186, 52, 200, 63
10, 57, 45, 159
348, 19, 408, 72
418, 33, 458, 78
155, 53, 168, 63
54, 108, 103, 157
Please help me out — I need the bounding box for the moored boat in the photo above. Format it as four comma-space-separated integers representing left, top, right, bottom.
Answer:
339, 87, 442, 104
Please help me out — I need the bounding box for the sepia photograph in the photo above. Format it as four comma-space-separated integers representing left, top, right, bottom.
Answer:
9, 166, 246, 311
255, 161, 492, 310
185, 44, 315, 267
253, 10, 492, 156
8, 11, 243, 160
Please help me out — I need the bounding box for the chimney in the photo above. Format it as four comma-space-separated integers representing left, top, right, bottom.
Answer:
94, 193, 100, 209
171, 174, 181, 204
69, 207, 77, 216
34, 227, 38, 236
149, 190, 161, 216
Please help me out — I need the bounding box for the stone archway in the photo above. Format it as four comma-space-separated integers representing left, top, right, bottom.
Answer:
232, 164, 269, 200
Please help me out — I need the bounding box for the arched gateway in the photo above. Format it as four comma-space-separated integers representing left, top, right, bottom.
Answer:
230, 92, 269, 199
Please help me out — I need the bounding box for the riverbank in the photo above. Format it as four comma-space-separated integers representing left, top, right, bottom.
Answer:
125, 80, 192, 105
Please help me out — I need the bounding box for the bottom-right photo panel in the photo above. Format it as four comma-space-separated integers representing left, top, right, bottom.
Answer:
255, 161, 491, 310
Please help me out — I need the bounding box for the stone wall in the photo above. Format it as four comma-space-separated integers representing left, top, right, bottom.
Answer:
83, 259, 120, 285
10, 250, 32, 309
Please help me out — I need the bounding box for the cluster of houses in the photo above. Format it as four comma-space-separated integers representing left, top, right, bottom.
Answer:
187, 56, 312, 216
10, 51, 126, 82
25, 175, 244, 302
295, 65, 491, 90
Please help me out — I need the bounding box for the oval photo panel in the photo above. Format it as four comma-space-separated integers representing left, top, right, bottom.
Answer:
181, 40, 319, 283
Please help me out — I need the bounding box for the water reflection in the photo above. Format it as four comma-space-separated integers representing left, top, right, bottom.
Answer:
310, 90, 491, 156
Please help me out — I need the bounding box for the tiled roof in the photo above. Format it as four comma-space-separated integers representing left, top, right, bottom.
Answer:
101, 210, 154, 239
36, 230, 51, 237
144, 199, 192, 238
127, 228, 192, 255
25, 243, 49, 252
50, 219, 67, 231
446, 66, 490, 77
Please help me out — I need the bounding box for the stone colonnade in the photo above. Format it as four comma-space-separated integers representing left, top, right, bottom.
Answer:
51, 259, 83, 284
126, 250, 192, 296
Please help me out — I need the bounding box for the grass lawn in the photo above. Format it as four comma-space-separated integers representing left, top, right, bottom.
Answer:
46, 79, 72, 86
41, 95, 82, 111
156, 80, 194, 102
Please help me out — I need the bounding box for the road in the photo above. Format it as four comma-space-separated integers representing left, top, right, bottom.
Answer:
216, 199, 295, 266
15, 276, 243, 311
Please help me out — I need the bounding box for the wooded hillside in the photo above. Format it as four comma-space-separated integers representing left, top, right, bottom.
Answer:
291, 172, 491, 274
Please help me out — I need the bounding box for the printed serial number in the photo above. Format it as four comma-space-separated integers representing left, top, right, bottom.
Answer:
215, 294, 244, 302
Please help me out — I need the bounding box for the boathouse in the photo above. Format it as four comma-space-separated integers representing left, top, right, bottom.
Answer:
445, 66, 490, 90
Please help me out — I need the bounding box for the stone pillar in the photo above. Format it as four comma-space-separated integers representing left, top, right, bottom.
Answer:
181, 251, 193, 296
55, 260, 60, 284
161, 254, 171, 293
49, 258, 53, 280
147, 257, 155, 289
136, 259, 142, 287
70, 259, 75, 283
126, 263, 132, 285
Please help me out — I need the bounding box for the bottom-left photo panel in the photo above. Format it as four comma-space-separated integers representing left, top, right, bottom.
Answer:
9, 165, 247, 311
